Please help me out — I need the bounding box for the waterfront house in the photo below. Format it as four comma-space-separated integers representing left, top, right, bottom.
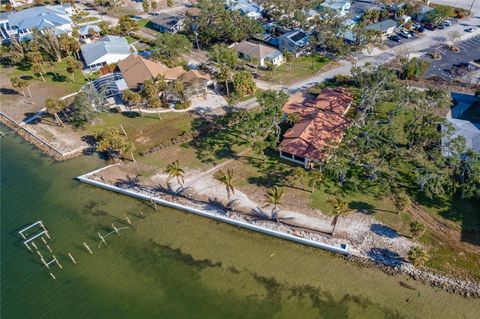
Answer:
150, 13, 184, 33
365, 19, 397, 37
233, 41, 284, 67
279, 88, 353, 168
318, 0, 351, 17
117, 54, 186, 88
0, 4, 74, 41
278, 30, 309, 56
81, 35, 133, 70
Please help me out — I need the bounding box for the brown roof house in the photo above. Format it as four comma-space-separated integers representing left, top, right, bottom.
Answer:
279, 87, 353, 168
117, 54, 186, 88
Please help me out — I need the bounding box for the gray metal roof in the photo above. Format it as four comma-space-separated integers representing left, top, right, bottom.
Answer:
79, 24, 101, 36
81, 36, 131, 66
7, 5, 72, 30
365, 19, 397, 32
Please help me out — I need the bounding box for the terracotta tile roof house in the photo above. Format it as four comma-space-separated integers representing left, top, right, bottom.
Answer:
279, 87, 353, 168
117, 54, 186, 88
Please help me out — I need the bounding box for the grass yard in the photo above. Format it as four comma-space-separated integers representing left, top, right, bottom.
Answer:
4, 61, 91, 93
84, 111, 196, 156
255, 55, 332, 84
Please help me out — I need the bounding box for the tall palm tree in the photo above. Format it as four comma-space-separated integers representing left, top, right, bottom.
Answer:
65, 56, 82, 82
123, 89, 143, 117
216, 64, 232, 96
216, 169, 235, 201
408, 247, 429, 267
265, 186, 284, 222
165, 160, 185, 188
32, 63, 46, 82
10, 77, 24, 96
327, 197, 349, 229
393, 191, 411, 214
18, 79, 32, 97
45, 98, 66, 127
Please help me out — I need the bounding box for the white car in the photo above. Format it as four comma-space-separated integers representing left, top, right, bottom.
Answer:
400, 31, 412, 39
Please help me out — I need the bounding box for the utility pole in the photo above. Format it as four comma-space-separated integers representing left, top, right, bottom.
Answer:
469, 0, 477, 15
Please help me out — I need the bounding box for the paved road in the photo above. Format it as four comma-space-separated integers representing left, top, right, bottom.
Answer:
256, 13, 480, 92
430, 0, 480, 13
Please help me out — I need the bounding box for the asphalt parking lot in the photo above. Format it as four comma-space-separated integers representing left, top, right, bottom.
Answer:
422, 35, 480, 80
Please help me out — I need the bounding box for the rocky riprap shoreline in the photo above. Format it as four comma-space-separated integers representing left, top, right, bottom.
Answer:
90, 173, 480, 299
0, 112, 89, 161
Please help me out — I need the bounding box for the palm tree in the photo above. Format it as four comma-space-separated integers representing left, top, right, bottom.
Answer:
328, 197, 349, 230
216, 169, 235, 201
18, 79, 32, 97
123, 89, 143, 117
410, 221, 426, 239
307, 169, 323, 193
265, 186, 284, 222
283, 49, 294, 72
393, 191, 411, 214
10, 77, 24, 96
65, 56, 82, 82
32, 63, 46, 82
216, 65, 232, 96
165, 160, 185, 188
408, 247, 429, 267
45, 98, 67, 127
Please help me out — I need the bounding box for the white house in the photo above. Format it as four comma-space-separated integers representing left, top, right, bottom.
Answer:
0, 4, 74, 41
81, 36, 134, 70
226, 0, 263, 19
233, 41, 283, 67
318, 0, 351, 17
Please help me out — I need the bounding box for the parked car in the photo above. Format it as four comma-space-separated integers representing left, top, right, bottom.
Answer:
443, 20, 453, 26
399, 31, 412, 38
437, 24, 445, 29
389, 35, 401, 42
465, 27, 475, 33
417, 26, 426, 33
424, 23, 436, 30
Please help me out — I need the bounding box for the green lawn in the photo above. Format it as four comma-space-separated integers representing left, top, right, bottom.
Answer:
5, 60, 92, 93
255, 55, 332, 84
85, 111, 196, 156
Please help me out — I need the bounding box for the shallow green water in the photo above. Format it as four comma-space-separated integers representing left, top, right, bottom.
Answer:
1, 127, 479, 319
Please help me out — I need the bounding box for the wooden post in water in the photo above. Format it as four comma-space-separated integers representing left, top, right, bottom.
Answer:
31, 242, 38, 250
139, 211, 145, 218
25, 242, 32, 252
125, 216, 132, 226
83, 242, 93, 254
36, 250, 43, 258
41, 237, 47, 244
151, 198, 157, 210
53, 255, 62, 269
68, 253, 77, 264
46, 244, 52, 253
111, 223, 119, 234
41, 257, 49, 269
98, 232, 107, 245
49, 272, 56, 280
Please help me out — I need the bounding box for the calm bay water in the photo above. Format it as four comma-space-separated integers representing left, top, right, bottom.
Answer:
1, 127, 479, 319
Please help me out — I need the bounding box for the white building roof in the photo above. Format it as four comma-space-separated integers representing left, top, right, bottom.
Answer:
7, 5, 72, 30
81, 36, 131, 66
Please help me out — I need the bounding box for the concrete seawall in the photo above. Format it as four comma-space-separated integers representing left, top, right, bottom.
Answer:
77, 170, 350, 256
